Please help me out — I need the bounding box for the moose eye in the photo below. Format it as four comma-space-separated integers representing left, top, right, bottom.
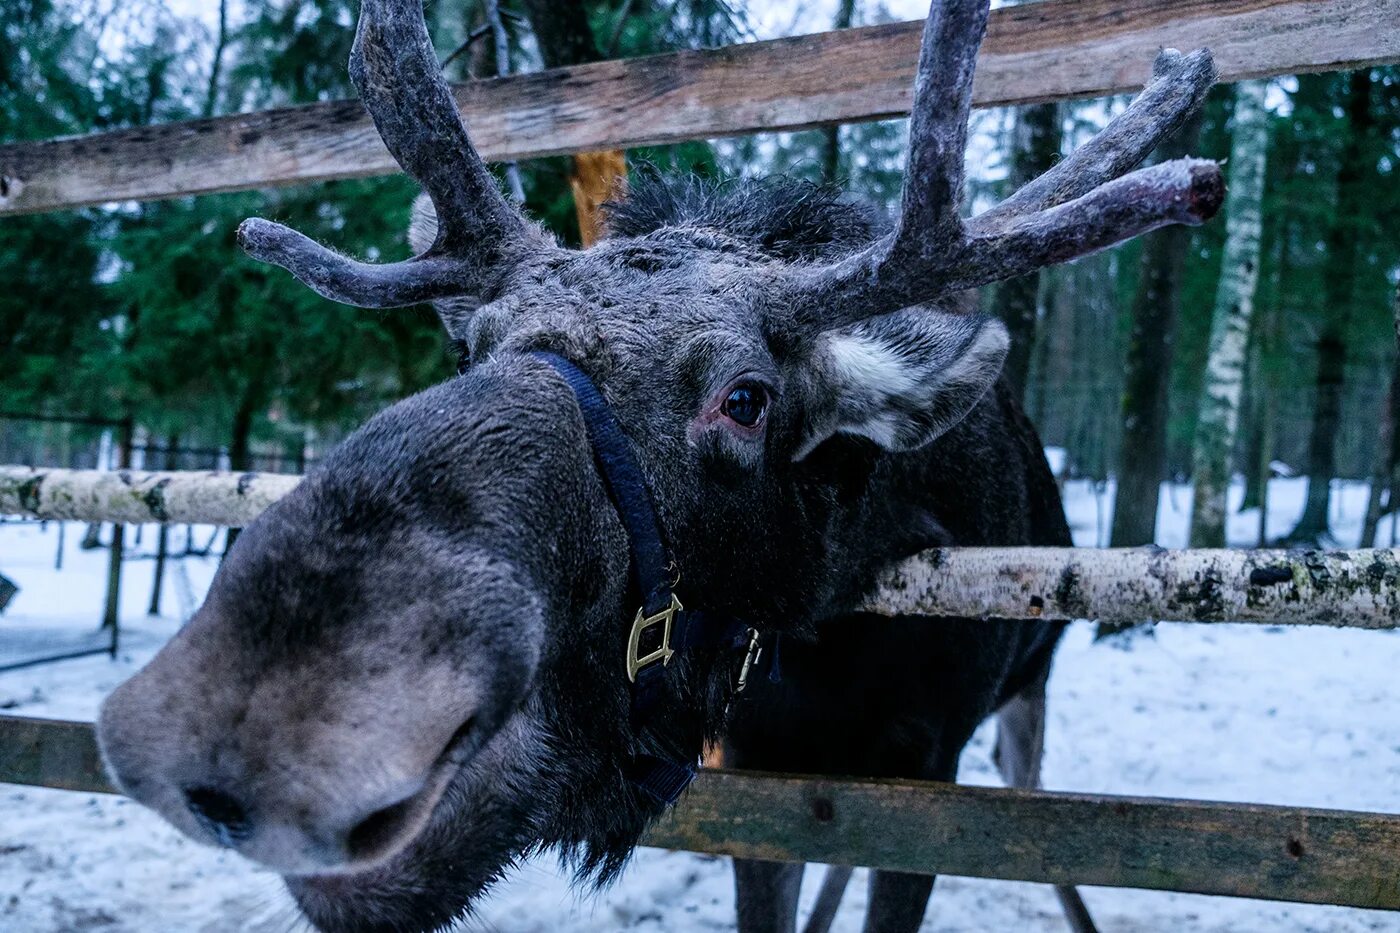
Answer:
721, 382, 768, 428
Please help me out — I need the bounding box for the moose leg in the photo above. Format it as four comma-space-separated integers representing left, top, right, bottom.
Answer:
862, 870, 937, 933
860, 744, 961, 933
994, 673, 1100, 933
734, 858, 804, 933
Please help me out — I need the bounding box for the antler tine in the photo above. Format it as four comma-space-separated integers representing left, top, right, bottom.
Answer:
784, 0, 990, 329
237, 0, 535, 309
951, 157, 1223, 292
781, 2, 1224, 333
976, 48, 1218, 227
893, 0, 989, 263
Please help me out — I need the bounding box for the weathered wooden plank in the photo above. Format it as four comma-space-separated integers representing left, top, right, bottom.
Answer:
0, 715, 112, 794
650, 770, 1400, 911
3, 715, 1398, 909
2, 0, 1396, 216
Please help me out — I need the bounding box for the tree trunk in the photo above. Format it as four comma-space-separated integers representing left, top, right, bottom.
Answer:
1253, 389, 1277, 547
1239, 313, 1267, 513
518, 0, 626, 247
517, 0, 596, 66
1188, 80, 1271, 548
1289, 71, 1374, 545
101, 418, 133, 642
147, 433, 178, 616
1109, 108, 1204, 548
820, 0, 859, 185
202, 0, 228, 119
1361, 285, 1400, 546
997, 101, 1064, 399
1239, 257, 1279, 517
1028, 269, 1059, 428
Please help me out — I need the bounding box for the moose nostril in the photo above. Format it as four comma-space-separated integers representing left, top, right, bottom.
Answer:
184, 786, 253, 847
345, 797, 417, 863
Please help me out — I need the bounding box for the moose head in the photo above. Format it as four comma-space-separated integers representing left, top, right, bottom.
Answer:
97, 1, 1220, 930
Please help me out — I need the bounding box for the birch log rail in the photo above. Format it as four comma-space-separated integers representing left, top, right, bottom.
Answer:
5, 465, 1399, 629
0, 465, 301, 527
871, 546, 1400, 629
1, 0, 1397, 216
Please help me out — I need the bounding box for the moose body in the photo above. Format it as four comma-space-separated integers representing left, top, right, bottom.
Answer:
95, 1, 1224, 931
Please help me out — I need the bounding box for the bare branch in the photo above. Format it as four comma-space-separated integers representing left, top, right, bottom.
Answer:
239, 0, 536, 309
979, 48, 1218, 225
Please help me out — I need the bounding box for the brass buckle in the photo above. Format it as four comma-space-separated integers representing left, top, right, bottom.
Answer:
626, 593, 683, 683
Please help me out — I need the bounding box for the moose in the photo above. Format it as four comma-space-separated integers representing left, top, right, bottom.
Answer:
96, 0, 1222, 930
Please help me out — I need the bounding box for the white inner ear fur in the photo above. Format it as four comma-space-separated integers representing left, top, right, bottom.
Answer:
797, 315, 1010, 460
824, 333, 921, 400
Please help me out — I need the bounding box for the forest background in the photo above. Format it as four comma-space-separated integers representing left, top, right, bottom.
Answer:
3, 0, 1399, 553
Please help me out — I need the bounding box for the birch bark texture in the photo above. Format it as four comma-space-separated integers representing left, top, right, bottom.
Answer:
1189, 79, 1271, 548
6, 466, 1400, 630
0, 466, 302, 527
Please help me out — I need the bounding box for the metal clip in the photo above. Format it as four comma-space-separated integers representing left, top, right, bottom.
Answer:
735, 628, 763, 694
626, 593, 683, 683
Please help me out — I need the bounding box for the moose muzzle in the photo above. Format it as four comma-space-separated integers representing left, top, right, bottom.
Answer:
96, 529, 543, 876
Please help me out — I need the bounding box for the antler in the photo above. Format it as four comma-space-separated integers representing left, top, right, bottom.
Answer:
237, 0, 541, 308
784, 0, 1223, 330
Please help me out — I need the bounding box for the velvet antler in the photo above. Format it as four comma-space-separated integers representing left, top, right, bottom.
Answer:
785, 0, 1223, 330
237, 0, 542, 308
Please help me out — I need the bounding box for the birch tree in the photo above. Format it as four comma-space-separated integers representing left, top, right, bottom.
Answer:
1188, 80, 1270, 548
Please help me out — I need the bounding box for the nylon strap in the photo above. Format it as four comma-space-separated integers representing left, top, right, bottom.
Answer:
533, 352, 716, 805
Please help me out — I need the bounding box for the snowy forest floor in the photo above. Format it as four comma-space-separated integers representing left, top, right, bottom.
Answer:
2, 474, 1399, 932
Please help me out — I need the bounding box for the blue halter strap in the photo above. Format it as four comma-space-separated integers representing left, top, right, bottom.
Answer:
532, 352, 762, 806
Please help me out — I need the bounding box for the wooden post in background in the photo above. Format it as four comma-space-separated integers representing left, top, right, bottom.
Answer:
570, 149, 627, 246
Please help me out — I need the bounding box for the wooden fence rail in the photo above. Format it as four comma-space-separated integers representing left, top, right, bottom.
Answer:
1, 714, 1396, 910
5, 465, 1400, 628
2, 0, 1397, 216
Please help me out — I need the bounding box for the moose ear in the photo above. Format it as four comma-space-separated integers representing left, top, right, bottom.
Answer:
409, 191, 481, 340
797, 309, 1009, 460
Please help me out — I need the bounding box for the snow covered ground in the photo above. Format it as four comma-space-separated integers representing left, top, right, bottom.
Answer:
2, 477, 1399, 932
